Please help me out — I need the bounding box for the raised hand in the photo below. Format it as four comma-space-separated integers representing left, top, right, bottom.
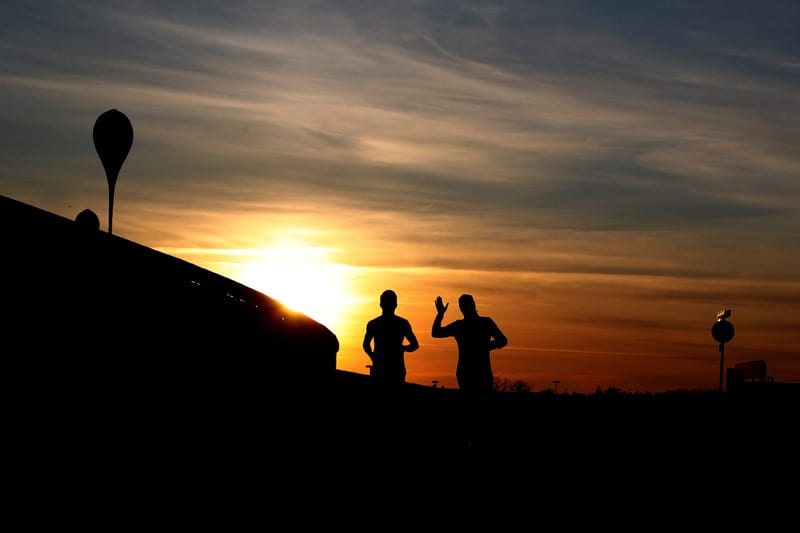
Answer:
435, 296, 449, 314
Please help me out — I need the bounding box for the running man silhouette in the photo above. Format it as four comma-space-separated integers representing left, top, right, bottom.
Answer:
363, 289, 420, 391
432, 294, 508, 401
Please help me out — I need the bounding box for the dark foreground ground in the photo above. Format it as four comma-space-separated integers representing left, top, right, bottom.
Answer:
9, 370, 799, 526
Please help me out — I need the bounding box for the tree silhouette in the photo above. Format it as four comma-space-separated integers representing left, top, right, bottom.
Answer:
93, 109, 133, 235
494, 376, 533, 393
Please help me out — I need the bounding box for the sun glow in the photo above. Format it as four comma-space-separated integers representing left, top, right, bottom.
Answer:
236, 239, 353, 333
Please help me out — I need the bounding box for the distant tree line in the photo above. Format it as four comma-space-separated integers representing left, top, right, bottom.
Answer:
491, 376, 726, 398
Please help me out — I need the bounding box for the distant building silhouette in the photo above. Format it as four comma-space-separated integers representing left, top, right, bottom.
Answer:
3, 193, 340, 396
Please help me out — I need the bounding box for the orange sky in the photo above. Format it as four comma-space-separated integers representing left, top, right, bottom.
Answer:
2, 2, 799, 393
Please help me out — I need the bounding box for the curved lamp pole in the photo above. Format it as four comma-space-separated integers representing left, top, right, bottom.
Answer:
93, 109, 133, 235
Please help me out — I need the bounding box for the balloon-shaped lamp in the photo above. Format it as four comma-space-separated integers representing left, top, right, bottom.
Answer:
93, 109, 133, 235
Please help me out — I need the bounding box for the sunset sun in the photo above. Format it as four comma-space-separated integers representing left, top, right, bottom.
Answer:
237, 239, 352, 332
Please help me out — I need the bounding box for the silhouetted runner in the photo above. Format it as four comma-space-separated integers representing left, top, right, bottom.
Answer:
432, 293, 508, 447
363, 290, 420, 393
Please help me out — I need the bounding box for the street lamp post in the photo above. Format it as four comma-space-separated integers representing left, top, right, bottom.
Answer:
711, 308, 735, 393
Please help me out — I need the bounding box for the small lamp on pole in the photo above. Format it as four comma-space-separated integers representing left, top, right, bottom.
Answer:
711, 308, 735, 393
